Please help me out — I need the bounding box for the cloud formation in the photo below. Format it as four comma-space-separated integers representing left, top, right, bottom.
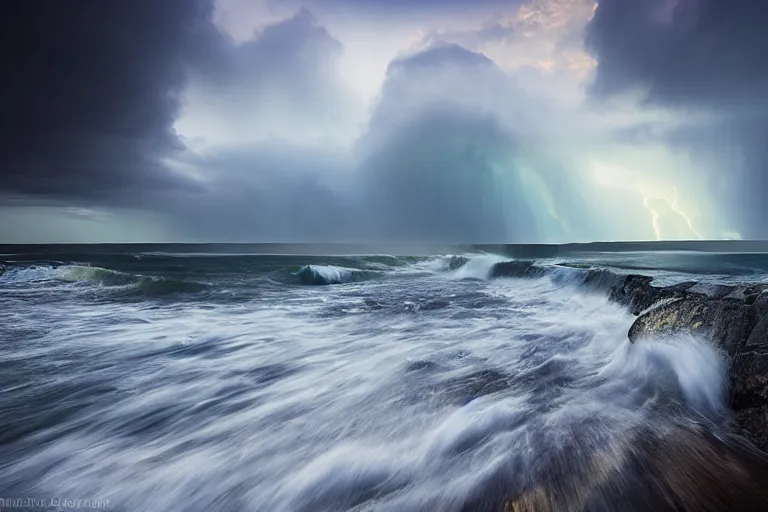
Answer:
586, 0, 768, 237
171, 44, 547, 243
0, 0, 217, 204
0, 0, 754, 242
179, 8, 362, 147
355, 46, 536, 243
587, 0, 768, 107
171, 42, 597, 243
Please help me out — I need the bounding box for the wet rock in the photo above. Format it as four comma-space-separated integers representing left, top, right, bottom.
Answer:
687, 282, 735, 299
607, 274, 698, 315
580, 268, 623, 290
730, 300, 768, 420
627, 295, 752, 357
735, 407, 768, 451
731, 351, 768, 410
725, 285, 768, 304
618, 274, 768, 451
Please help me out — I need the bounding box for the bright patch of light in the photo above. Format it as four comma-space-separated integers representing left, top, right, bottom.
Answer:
590, 159, 703, 241
331, 24, 425, 106
213, 0, 288, 42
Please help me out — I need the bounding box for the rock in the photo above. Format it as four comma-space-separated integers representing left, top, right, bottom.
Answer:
618, 274, 768, 451
627, 295, 753, 357
725, 285, 768, 304
687, 282, 735, 299
735, 407, 768, 451
731, 351, 768, 410
609, 275, 669, 314
730, 300, 768, 430
578, 268, 624, 291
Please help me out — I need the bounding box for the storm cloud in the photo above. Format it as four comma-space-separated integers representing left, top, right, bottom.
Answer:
169, 42, 604, 243
0, 0, 758, 242
586, 0, 768, 237
0, 0, 218, 204
168, 44, 548, 243
587, 0, 768, 107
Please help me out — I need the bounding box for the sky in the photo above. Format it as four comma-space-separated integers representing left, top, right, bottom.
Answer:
0, 0, 764, 243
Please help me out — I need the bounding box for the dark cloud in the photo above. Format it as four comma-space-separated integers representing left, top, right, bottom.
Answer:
4, 1, 731, 242
587, 0, 768, 108
0, 0, 219, 203
586, 0, 768, 237
0, 2, 357, 213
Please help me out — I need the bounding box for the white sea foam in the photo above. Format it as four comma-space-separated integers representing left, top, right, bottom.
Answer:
0, 254, 733, 512
0, 264, 131, 286
601, 334, 728, 417
449, 253, 510, 280
1, 265, 60, 283
298, 264, 359, 285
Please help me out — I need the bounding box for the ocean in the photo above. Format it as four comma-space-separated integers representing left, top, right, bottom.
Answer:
3, 243, 768, 511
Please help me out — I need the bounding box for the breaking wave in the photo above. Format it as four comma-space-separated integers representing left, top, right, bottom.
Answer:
58, 265, 139, 286
0, 264, 209, 297
4, 246, 768, 511
263, 291, 739, 511
423, 253, 629, 296
0, 254, 642, 302
296, 265, 364, 286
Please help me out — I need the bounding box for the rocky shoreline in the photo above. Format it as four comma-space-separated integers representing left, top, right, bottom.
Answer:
609, 273, 768, 451
482, 262, 768, 510
488, 260, 768, 451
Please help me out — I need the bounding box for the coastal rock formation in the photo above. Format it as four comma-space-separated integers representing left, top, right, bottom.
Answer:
611, 274, 768, 450
486, 259, 768, 452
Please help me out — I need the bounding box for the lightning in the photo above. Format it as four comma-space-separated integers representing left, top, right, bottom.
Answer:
669, 187, 703, 239
590, 159, 706, 241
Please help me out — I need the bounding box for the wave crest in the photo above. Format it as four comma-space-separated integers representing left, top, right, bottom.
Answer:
59, 265, 138, 286
296, 265, 360, 286
1, 264, 208, 298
